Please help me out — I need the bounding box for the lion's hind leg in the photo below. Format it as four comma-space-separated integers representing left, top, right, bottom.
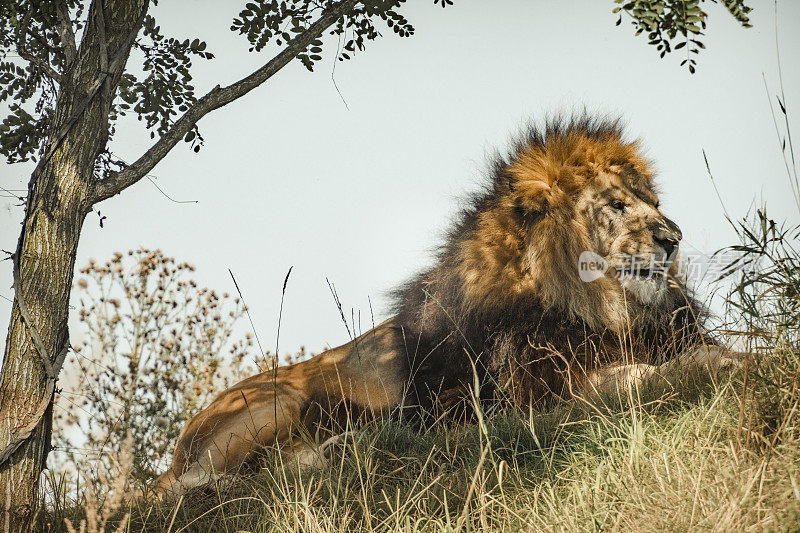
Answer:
165, 453, 225, 498
150, 429, 262, 499
150, 379, 308, 499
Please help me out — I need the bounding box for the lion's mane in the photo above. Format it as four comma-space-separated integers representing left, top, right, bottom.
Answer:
391, 115, 710, 410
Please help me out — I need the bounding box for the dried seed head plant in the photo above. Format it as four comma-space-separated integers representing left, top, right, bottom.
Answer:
52, 248, 260, 492
63, 432, 134, 533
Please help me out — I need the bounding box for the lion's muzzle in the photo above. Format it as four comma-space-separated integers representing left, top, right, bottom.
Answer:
650, 216, 682, 258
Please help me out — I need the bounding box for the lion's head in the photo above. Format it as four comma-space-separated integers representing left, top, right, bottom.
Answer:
456, 116, 686, 332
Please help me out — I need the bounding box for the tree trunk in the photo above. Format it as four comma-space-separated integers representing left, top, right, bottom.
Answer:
0, 0, 356, 527
0, 2, 146, 530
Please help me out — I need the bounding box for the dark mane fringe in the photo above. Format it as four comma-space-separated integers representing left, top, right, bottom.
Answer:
390, 114, 710, 413
510, 113, 627, 160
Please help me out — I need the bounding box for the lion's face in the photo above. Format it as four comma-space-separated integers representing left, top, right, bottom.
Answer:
458, 122, 685, 330
576, 171, 682, 305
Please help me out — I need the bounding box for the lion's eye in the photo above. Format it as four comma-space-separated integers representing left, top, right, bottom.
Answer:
610, 200, 626, 212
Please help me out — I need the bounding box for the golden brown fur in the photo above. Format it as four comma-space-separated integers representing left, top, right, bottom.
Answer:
152, 116, 738, 498
151, 319, 405, 496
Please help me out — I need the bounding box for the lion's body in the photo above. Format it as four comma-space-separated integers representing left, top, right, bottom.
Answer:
152, 318, 406, 494
152, 116, 731, 498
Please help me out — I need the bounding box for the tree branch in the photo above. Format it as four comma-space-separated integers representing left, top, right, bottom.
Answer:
93, 0, 112, 104
16, 5, 62, 83
56, 0, 78, 66
92, 0, 360, 204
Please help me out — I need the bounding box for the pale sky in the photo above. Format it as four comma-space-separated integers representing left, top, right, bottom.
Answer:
2, 0, 799, 361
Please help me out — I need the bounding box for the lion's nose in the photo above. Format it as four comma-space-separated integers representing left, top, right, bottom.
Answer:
652, 216, 682, 257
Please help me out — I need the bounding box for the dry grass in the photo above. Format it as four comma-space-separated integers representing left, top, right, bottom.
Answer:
40, 355, 800, 532
61, 432, 134, 533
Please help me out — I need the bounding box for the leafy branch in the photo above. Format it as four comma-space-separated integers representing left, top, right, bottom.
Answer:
613, 0, 752, 73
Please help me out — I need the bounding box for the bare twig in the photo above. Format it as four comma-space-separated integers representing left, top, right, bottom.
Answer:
331, 32, 350, 110
146, 175, 198, 204
92, 0, 360, 204
16, 5, 62, 83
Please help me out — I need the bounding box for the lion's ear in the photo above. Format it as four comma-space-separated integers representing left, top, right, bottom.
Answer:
514, 179, 553, 214
506, 156, 562, 214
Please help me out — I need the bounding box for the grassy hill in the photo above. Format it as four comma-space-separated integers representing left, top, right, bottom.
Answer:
45, 351, 800, 532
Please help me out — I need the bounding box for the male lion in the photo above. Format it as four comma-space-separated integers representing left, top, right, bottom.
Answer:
151, 116, 739, 497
